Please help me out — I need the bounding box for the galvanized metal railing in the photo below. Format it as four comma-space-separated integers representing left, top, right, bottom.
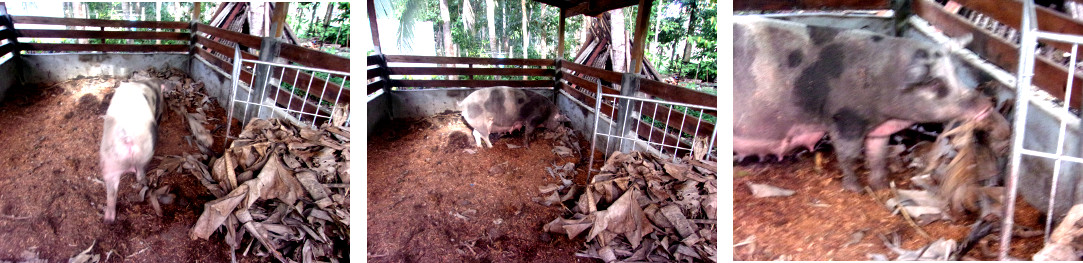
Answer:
1003, 0, 1083, 259
226, 47, 351, 137
587, 82, 718, 176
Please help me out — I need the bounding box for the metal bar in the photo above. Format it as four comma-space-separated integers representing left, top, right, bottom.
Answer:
226, 46, 242, 139
588, 80, 604, 178
237, 58, 351, 76
1046, 43, 1078, 242
1003, 0, 1040, 259
1034, 31, 1083, 45
600, 92, 717, 111
330, 74, 347, 126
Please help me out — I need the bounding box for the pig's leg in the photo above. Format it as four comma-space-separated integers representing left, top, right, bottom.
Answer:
829, 129, 866, 192
522, 125, 534, 147
472, 129, 486, 148
864, 136, 891, 190
102, 165, 123, 223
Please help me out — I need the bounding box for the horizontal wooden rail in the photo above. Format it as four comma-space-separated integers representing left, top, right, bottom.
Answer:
367, 54, 382, 66
385, 55, 554, 66
0, 28, 14, 41
735, 0, 890, 11
368, 80, 386, 94
272, 66, 350, 105
195, 35, 257, 67
913, 0, 1083, 107
562, 72, 620, 95
561, 83, 615, 118
195, 48, 254, 86
20, 43, 187, 52
947, 0, 1083, 53
0, 42, 14, 57
563, 61, 622, 84
387, 67, 554, 76
367, 67, 385, 79
12, 15, 188, 29
279, 42, 349, 73
19, 29, 188, 40
195, 23, 261, 48
637, 100, 716, 140
630, 117, 692, 155
393, 79, 552, 88
639, 78, 717, 109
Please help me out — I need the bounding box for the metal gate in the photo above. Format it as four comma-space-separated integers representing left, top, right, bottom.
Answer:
587, 84, 718, 176
226, 48, 351, 136
1003, 0, 1083, 259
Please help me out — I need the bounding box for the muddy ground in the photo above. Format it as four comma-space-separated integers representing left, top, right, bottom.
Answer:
0, 77, 259, 262
367, 116, 604, 263
733, 150, 1045, 260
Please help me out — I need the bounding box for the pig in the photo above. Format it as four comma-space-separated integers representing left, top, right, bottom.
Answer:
459, 87, 566, 148
100, 80, 164, 223
733, 16, 993, 192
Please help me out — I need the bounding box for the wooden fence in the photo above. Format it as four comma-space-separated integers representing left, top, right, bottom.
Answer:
368, 53, 718, 156
4, 15, 350, 124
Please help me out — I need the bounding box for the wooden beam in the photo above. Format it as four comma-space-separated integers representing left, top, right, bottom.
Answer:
734, 0, 890, 11
563, 61, 623, 83
562, 72, 620, 95
565, 0, 643, 17
561, 82, 616, 118
387, 67, 554, 76
947, 0, 1083, 53
0, 42, 14, 57
368, 54, 384, 66
392, 79, 553, 88
638, 78, 717, 108
11, 15, 189, 29
20, 43, 188, 52
196, 23, 262, 47
558, 8, 566, 59
19, 29, 189, 40
279, 42, 350, 72
368, 0, 382, 54
271, 2, 288, 38
629, 0, 652, 74
384, 55, 555, 66
368, 80, 386, 94
193, 2, 202, 23
912, 0, 1083, 108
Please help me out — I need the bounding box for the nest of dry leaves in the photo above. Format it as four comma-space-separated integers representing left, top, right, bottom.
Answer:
182, 117, 351, 262
544, 151, 717, 262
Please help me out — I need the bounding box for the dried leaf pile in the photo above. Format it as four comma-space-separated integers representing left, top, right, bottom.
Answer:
188, 118, 350, 262
543, 151, 717, 262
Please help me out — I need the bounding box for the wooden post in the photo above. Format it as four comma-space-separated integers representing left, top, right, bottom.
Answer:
613, 73, 641, 154
246, 37, 282, 123
193, 2, 202, 23
271, 2, 289, 38
557, 8, 566, 60
367, 0, 383, 54
630, 0, 653, 74
553, 59, 562, 104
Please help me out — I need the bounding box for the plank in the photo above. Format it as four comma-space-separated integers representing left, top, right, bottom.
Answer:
279, 42, 349, 73
563, 61, 623, 84
0, 42, 14, 57
562, 72, 620, 95
195, 23, 261, 48
392, 79, 553, 88
272, 66, 350, 106
638, 78, 717, 109
18, 29, 189, 40
561, 83, 615, 118
368, 67, 385, 80
195, 48, 254, 86
368, 54, 383, 66
20, 43, 187, 52
384, 55, 555, 66
369, 80, 386, 94
11, 15, 189, 29
948, 0, 1083, 53
196, 35, 258, 68
637, 100, 716, 140
387, 67, 554, 76
913, 0, 1083, 107
734, 0, 889, 11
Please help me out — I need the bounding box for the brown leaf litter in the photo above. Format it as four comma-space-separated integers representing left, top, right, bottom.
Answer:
188, 118, 350, 262
544, 151, 717, 262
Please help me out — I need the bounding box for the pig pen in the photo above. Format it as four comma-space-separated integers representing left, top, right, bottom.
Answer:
366, 88, 601, 262
733, 4, 1083, 260
0, 54, 244, 261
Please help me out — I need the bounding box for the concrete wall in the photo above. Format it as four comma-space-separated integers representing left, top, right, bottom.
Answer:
0, 56, 17, 102
388, 88, 555, 119
21, 53, 188, 84
367, 90, 390, 136
189, 55, 293, 125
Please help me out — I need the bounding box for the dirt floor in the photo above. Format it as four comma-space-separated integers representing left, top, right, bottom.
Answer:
367, 116, 603, 263
0, 77, 253, 262
733, 150, 1045, 261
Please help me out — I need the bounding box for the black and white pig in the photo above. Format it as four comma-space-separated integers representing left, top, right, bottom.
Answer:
459, 87, 566, 148
100, 80, 163, 223
733, 17, 993, 192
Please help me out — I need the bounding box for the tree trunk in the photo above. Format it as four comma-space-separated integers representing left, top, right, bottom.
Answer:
609, 9, 627, 73
440, 0, 458, 79
324, 3, 334, 27
310, 2, 320, 36
681, 1, 697, 63
486, 0, 497, 57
